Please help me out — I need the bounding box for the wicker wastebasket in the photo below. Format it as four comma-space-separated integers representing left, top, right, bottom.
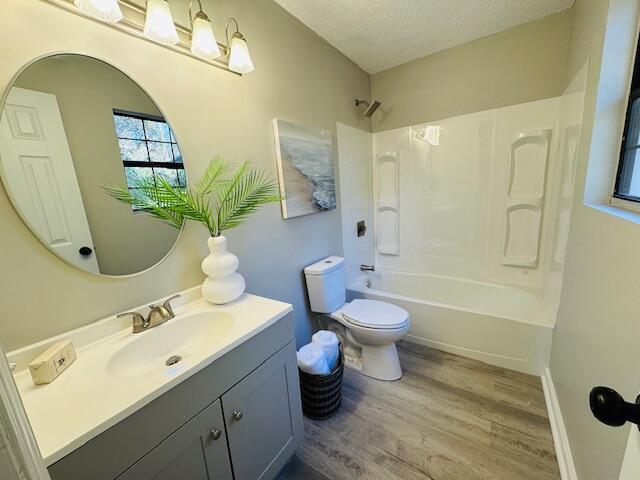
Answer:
298, 351, 344, 420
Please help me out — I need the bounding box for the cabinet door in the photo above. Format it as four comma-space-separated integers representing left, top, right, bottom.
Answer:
222, 341, 303, 480
198, 399, 234, 480
117, 399, 232, 480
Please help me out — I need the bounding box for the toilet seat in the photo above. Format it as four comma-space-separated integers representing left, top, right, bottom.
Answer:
341, 299, 409, 330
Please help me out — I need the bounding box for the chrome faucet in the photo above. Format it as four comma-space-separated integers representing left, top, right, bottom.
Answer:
360, 264, 375, 272
117, 295, 181, 333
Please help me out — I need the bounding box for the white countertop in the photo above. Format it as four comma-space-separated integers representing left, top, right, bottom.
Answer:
8, 289, 292, 466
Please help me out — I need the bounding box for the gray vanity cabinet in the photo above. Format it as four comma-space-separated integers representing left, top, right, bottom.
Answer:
48, 312, 303, 480
222, 342, 303, 480
117, 399, 232, 480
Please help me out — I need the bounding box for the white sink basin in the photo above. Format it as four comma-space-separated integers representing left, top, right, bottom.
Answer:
106, 311, 234, 378
10, 291, 293, 466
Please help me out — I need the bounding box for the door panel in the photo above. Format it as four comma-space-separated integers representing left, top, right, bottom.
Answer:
0, 87, 98, 272
222, 341, 303, 480
620, 410, 640, 479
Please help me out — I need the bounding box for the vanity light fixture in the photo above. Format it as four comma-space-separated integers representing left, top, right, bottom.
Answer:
188, 0, 221, 60
43, 0, 254, 75
225, 18, 254, 74
143, 0, 180, 46
73, 0, 123, 23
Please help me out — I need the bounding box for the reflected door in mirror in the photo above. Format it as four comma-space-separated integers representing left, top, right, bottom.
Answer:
0, 87, 99, 273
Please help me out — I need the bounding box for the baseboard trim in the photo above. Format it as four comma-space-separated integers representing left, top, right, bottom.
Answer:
541, 368, 578, 480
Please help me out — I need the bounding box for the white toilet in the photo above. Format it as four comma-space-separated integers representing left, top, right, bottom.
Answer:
304, 256, 410, 381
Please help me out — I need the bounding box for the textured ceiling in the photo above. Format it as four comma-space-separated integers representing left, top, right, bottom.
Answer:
273, 0, 575, 74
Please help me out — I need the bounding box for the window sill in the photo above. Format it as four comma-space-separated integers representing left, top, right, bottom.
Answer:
587, 199, 640, 225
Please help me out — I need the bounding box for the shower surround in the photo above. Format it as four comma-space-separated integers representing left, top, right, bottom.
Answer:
337, 65, 587, 374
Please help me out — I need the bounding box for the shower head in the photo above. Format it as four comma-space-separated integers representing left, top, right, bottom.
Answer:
355, 99, 381, 117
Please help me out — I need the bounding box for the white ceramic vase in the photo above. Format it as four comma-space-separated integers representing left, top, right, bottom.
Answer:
201, 236, 246, 304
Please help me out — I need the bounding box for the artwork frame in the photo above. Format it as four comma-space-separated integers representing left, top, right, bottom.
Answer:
272, 119, 337, 219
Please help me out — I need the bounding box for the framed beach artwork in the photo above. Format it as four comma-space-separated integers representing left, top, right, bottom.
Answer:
273, 119, 337, 218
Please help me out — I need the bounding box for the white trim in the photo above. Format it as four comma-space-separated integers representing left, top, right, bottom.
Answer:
0, 344, 50, 479
588, 202, 640, 225
609, 196, 640, 214
541, 367, 578, 480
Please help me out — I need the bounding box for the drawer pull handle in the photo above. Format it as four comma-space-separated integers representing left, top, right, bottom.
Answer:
210, 429, 222, 440
233, 410, 243, 421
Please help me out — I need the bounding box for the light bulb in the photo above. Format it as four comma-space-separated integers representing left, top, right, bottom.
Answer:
191, 15, 221, 60
143, 0, 180, 46
74, 0, 123, 23
228, 33, 254, 74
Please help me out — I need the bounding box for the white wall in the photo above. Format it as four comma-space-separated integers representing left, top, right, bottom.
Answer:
370, 97, 565, 297
544, 64, 589, 311
336, 123, 374, 283
0, 0, 371, 351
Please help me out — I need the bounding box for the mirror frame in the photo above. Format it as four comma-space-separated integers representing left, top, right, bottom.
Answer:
0, 52, 187, 278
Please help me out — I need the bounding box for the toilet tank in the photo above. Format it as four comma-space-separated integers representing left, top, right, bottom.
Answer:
304, 256, 346, 313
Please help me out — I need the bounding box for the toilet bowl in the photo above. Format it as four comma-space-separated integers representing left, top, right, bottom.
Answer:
304, 256, 410, 381
330, 299, 409, 380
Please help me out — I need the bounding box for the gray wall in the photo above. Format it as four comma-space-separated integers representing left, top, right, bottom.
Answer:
370, 10, 573, 131
549, 0, 640, 478
0, 0, 370, 351
14, 55, 180, 276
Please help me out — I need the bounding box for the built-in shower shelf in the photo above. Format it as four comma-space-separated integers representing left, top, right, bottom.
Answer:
502, 129, 552, 268
505, 197, 544, 208
375, 151, 399, 256
377, 201, 397, 210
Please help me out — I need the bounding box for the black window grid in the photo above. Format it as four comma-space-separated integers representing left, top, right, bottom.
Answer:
614, 91, 640, 201
113, 110, 186, 210
614, 35, 640, 203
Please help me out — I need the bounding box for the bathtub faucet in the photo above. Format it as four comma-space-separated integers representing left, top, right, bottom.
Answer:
360, 264, 375, 272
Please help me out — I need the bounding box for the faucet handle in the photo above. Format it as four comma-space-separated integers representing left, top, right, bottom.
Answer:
162, 294, 181, 317
117, 311, 148, 332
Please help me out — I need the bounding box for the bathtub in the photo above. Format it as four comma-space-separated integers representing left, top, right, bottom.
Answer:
348, 271, 555, 375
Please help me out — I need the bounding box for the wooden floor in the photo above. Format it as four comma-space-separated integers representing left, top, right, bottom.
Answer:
278, 341, 560, 480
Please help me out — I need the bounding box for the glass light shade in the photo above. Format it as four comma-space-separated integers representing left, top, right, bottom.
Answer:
143, 0, 180, 46
228, 35, 254, 74
74, 0, 123, 23
191, 16, 221, 60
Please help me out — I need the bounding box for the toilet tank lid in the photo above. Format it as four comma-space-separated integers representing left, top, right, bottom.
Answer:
304, 256, 344, 275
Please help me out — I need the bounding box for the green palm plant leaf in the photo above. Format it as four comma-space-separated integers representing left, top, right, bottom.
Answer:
195, 155, 232, 196
104, 156, 281, 238
102, 180, 185, 231
218, 168, 281, 231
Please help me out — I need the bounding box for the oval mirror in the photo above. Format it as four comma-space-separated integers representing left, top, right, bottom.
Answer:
0, 54, 185, 276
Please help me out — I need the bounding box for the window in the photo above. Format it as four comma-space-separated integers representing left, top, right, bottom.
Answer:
614, 40, 640, 202
112, 110, 185, 209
